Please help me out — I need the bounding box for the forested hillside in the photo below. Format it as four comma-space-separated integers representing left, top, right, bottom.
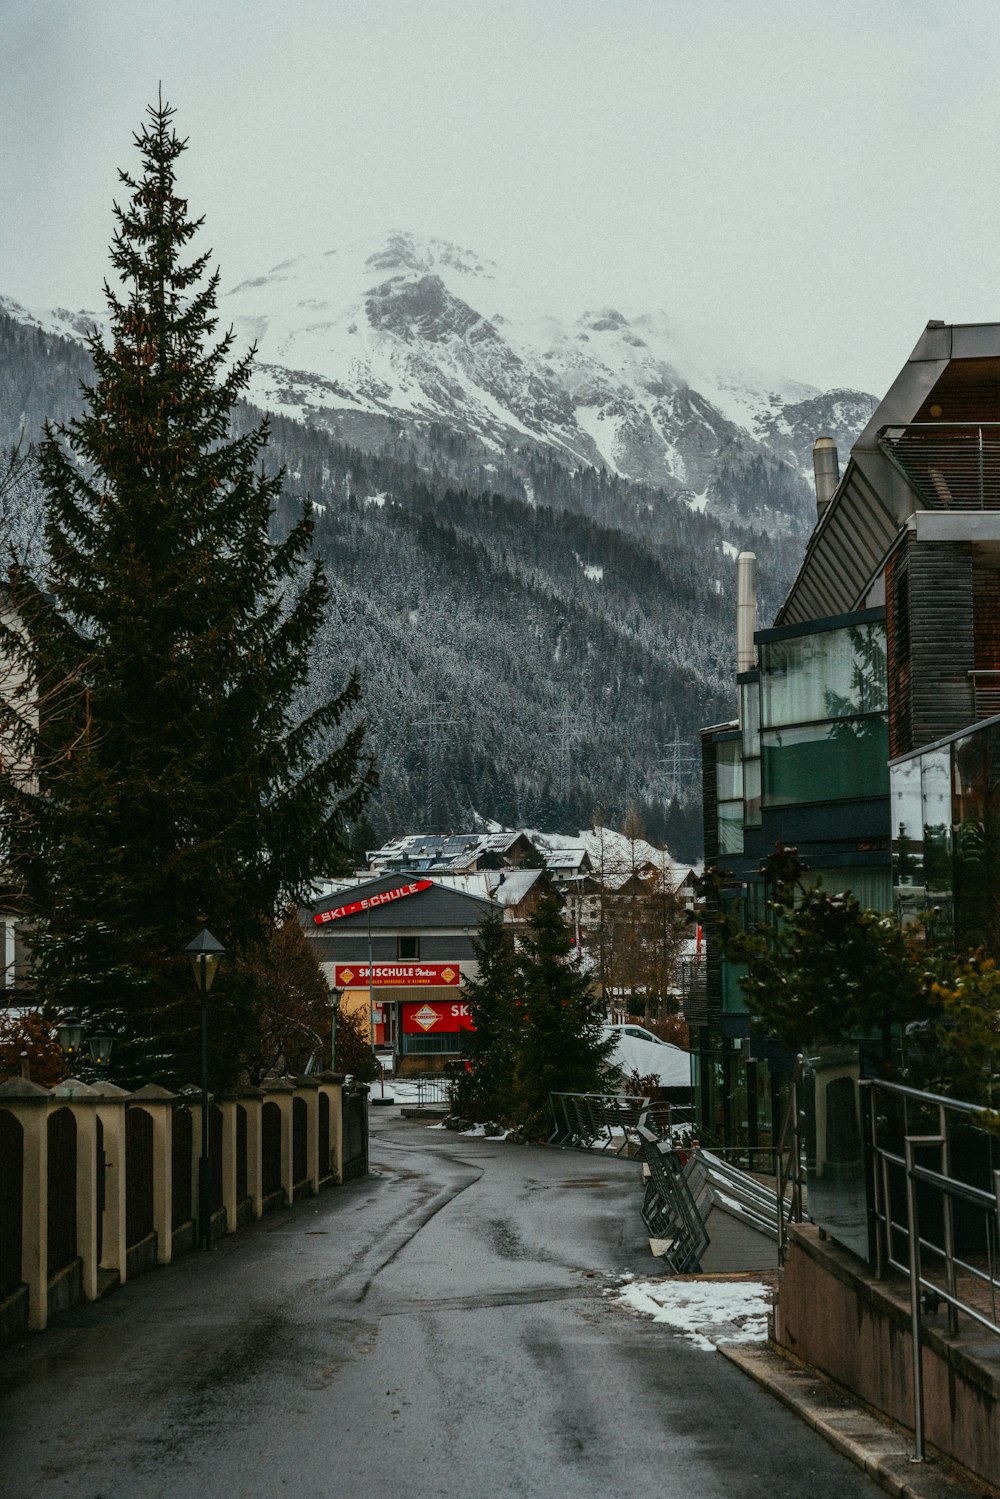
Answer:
0, 309, 806, 858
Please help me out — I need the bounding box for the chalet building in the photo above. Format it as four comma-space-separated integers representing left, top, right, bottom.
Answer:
691, 320, 1000, 1151
366, 831, 539, 876
301, 874, 494, 1076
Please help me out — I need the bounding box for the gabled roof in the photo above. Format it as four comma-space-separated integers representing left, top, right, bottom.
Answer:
777, 320, 1000, 626
302, 872, 494, 935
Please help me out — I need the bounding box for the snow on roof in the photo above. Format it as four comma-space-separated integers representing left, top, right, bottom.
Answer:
491, 869, 544, 906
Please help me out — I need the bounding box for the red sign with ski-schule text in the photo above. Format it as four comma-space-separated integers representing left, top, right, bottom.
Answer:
313, 879, 433, 925
402, 1001, 476, 1034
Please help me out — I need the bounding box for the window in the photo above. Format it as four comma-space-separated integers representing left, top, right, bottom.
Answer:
716, 738, 744, 854
401, 1032, 461, 1054
397, 935, 420, 960
760, 621, 887, 729
761, 716, 889, 807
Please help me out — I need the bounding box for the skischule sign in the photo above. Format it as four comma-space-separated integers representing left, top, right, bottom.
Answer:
332, 963, 460, 988
313, 879, 433, 925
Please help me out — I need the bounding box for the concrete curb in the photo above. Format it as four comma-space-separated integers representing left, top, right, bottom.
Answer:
719, 1342, 998, 1499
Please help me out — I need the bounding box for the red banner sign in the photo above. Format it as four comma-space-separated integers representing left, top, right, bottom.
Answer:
314, 879, 433, 925
402, 1001, 476, 1034
333, 962, 461, 988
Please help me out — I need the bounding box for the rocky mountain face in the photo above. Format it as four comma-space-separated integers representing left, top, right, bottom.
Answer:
5, 232, 873, 533
0, 243, 874, 858
217, 232, 873, 523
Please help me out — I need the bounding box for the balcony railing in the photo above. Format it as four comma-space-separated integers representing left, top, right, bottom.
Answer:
878, 423, 1000, 510
969, 670, 1000, 719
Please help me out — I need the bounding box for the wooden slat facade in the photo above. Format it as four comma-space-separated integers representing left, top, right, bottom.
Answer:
888, 533, 977, 759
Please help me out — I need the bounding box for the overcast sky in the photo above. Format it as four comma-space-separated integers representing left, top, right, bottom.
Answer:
4, 0, 1000, 393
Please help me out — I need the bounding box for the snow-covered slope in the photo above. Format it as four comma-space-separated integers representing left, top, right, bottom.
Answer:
2, 232, 872, 521
217, 232, 873, 507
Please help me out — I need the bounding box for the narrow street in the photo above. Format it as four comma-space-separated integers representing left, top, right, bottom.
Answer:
0, 1112, 881, 1499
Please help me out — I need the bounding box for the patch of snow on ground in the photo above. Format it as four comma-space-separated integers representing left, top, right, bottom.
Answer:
616, 1278, 771, 1351
721, 541, 738, 559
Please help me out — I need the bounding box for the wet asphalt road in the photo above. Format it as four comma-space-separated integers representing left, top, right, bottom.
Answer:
0, 1111, 881, 1499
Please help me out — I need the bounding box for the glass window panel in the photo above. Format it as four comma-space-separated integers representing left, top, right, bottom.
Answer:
741, 679, 760, 757
760, 622, 887, 728
743, 757, 762, 827
891, 756, 924, 886
716, 739, 743, 800
761, 716, 889, 807
954, 729, 987, 829
721, 956, 748, 1014
921, 748, 953, 899
718, 800, 744, 854
807, 867, 892, 913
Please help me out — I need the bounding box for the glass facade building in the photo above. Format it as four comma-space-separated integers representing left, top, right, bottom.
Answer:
693, 610, 893, 1155
891, 714, 1000, 951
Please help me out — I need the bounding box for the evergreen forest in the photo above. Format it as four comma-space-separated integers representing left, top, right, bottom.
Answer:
0, 307, 807, 860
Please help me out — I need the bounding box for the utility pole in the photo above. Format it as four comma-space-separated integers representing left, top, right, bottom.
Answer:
656, 728, 699, 802
548, 708, 582, 803
411, 700, 456, 830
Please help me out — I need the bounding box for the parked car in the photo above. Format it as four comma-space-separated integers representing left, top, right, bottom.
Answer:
601, 1023, 665, 1045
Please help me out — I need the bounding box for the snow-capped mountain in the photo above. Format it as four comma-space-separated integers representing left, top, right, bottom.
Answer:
217, 231, 872, 511
3, 231, 871, 520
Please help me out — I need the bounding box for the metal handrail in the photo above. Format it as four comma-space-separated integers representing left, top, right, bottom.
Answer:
878, 423, 1000, 511
774, 1054, 806, 1265
860, 1078, 1000, 1462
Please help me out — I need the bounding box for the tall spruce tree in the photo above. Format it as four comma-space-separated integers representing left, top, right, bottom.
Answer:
513, 892, 617, 1136
455, 909, 520, 1120
0, 100, 374, 1087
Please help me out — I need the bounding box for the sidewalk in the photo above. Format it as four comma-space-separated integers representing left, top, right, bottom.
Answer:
721, 1341, 999, 1499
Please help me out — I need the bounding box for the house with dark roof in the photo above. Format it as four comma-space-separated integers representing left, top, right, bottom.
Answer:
301, 874, 495, 1075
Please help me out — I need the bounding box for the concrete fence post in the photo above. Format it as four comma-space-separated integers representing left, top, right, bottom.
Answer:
328, 1078, 345, 1183
51, 1080, 110, 1307
295, 1078, 321, 1197
218, 1098, 238, 1233
263, 1079, 295, 1207
95, 1085, 129, 1285
240, 1087, 263, 1219
0, 1078, 50, 1331
128, 1086, 176, 1266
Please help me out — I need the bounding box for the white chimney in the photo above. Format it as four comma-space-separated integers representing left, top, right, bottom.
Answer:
812, 436, 840, 518
736, 551, 757, 676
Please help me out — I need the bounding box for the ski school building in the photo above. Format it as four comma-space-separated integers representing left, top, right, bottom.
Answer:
302, 874, 494, 1074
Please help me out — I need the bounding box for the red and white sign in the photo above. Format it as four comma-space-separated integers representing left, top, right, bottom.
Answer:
402, 1001, 476, 1035
333, 963, 461, 988
313, 879, 433, 925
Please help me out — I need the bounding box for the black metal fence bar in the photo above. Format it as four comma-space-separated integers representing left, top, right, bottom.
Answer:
415, 1076, 453, 1108
548, 1092, 651, 1154
636, 1115, 708, 1273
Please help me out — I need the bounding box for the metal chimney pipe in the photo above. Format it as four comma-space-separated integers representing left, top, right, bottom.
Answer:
736, 551, 757, 676
813, 436, 840, 518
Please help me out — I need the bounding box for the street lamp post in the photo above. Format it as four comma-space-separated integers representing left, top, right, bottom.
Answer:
184, 928, 225, 1252
88, 1033, 115, 1081
55, 1020, 115, 1081
55, 1016, 85, 1070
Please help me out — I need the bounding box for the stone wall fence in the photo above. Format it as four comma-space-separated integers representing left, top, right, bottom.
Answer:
0, 1072, 368, 1344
